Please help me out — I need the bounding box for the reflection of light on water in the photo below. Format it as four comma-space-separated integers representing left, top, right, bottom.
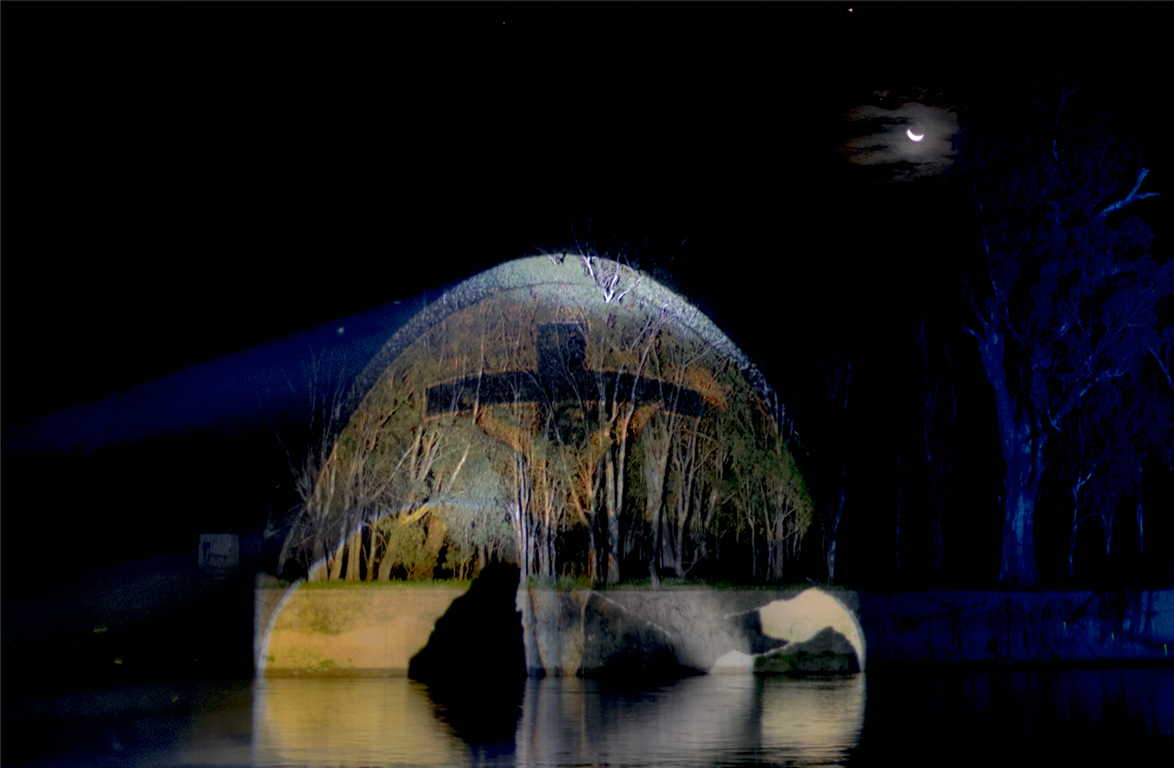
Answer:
246, 675, 864, 767
254, 678, 468, 767
149, 667, 1171, 767
517, 676, 757, 766
516, 674, 866, 767
761, 675, 866, 762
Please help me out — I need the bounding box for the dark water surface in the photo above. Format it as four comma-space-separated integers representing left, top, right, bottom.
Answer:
11, 667, 1173, 767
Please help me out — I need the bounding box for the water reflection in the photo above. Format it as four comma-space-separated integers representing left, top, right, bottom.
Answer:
857, 666, 1174, 764
761, 676, 866, 762
142, 667, 1173, 767
241, 674, 864, 768
255, 678, 471, 767
517, 674, 865, 767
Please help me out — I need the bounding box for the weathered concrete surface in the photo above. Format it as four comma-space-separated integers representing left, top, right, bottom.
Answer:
857, 590, 1174, 665
255, 583, 1174, 678
517, 587, 864, 677
256, 584, 465, 676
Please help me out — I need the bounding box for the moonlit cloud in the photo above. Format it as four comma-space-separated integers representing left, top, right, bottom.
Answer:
840, 89, 959, 182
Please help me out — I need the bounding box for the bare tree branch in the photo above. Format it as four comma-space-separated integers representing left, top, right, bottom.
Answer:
1094, 167, 1160, 220
1149, 346, 1174, 391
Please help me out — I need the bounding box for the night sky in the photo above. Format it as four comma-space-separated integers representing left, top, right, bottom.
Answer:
3, 4, 1170, 603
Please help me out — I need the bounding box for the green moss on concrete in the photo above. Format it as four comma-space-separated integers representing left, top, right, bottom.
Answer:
526, 575, 593, 590
302, 601, 359, 636
279, 646, 341, 672
755, 649, 854, 675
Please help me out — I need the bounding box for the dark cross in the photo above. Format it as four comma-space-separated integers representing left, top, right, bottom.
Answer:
426, 322, 705, 420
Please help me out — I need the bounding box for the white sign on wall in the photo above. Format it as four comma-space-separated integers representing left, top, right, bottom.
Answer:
199, 533, 239, 578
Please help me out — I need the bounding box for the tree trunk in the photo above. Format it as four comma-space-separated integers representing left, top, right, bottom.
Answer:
610, 509, 619, 587
328, 522, 348, 580
894, 450, 902, 574
747, 509, 757, 580
604, 451, 621, 585
825, 526, 837, 584
512, 452, 532, 580
670, 426, 699, 579
378, 532, 398, 581
585, 464, 604, 587
307, 533, 327, 582
820, 355, 852, 586
674, 492, 693, 578
920, 323, 956, 578
534, 463, 554, 578
998, 419, 1044, 586
416, 518, 447, 580
1003, 442, 1043, 584
1068, 484, 1082, 583
648, 558, 662, 590
345, 528, 362, 581
1136, 462, 1144, 556
826, 465, 846, 583
974, 325, 1044, 587
642, 415, 671, 584
365, 522, 378, 581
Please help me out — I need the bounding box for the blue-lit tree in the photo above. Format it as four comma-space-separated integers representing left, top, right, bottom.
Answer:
1056, 348, 1174, 583
1055, 381, 1136, 581
1129, 329, 1174, 564
954, 86, 1169, 586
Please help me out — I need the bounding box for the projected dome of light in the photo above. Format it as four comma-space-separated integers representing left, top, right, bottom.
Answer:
280, 255, 812, 587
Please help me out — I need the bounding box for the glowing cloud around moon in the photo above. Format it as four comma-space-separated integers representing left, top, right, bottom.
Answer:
906, 129, 924, 142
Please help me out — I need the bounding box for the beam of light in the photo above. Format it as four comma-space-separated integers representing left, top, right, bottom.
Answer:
1, 300, 420, 458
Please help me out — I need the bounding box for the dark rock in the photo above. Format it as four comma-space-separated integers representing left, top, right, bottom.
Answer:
755, 626, 860, 675
579, 592, 694, 682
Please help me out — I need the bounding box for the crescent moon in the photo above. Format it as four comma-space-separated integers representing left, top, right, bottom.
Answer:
907, 129, 924, 142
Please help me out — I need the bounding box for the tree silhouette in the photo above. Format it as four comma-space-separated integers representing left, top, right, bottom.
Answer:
954, 83, 1169, 586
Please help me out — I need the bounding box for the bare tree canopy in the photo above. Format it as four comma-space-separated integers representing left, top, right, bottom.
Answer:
953, 82, 1171, 586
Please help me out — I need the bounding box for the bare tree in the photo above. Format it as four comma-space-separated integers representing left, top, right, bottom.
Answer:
918, 319, 957, 576
279, 327, 480, 581
819, 354, 852, 583
956, 82, 1168, 585
1059, 405, 1103, 581
639, 328, 708, 585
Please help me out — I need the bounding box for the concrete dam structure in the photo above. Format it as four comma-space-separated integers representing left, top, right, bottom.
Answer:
256, 578, 1174, 678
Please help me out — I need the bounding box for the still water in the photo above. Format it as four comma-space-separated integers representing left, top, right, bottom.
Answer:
19, 667, 1174, 767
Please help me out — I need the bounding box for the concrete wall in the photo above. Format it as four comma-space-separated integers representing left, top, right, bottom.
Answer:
254, 582, 1174, 677
517, 587, 865, 676
256, 583, 465, 676
858, 590, 1174, 665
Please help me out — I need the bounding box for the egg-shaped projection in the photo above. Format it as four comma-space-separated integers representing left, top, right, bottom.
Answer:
279, 255, 812, 588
